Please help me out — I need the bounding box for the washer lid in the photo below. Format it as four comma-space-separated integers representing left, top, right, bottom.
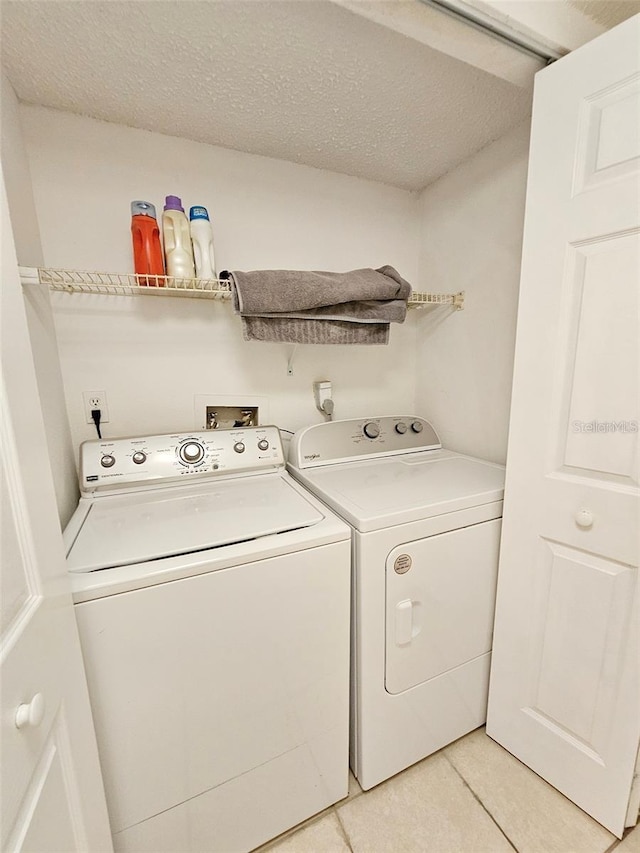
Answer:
66, 474, 324, 572
290, 450, 505, 532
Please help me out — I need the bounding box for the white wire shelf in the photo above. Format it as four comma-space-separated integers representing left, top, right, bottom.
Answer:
19, 267, 465, 310
21, 267, 231, 300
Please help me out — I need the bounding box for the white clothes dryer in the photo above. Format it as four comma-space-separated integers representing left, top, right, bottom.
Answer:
64, 426, 351, 853
288, 416, 505, 791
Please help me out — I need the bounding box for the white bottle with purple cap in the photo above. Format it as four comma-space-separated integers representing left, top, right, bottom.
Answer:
189, 205, 217, 280
162, 195, 195, 280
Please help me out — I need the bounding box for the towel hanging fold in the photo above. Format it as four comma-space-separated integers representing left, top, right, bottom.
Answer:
221, 266, 412, 345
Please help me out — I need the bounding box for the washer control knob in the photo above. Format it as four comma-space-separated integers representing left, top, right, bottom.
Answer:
180, 442, 204, 464
395, 422, 408, 434
411, 421, 424, 433
363, 422, 380, 439
101, 454, 116, 468
234, 442, 246, 454
132, 451, 147, 465
257, 439, 269, 451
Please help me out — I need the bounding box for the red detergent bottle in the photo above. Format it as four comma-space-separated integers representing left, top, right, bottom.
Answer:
131, 200, 165, 285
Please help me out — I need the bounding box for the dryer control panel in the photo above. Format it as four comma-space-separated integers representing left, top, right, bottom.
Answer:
80, 426, 284, 494
289, 416, 441, 469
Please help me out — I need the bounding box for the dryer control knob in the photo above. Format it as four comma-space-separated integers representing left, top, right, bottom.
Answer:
234, 442, 246, 454
411, 421, 424, 433
363, 422, 380, 439
257, 439, 269, 451
180, 442, 204, 464
101, 454, 116, 468
132, 451, 147, 465
395, 422, 408, 434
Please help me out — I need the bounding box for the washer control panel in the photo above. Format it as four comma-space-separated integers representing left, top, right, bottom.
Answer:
80, 426, 284, 494
289, 416, 441, 469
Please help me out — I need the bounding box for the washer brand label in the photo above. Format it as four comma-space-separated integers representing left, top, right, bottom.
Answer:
394, 554, 412, 574
304, 453, 320, 460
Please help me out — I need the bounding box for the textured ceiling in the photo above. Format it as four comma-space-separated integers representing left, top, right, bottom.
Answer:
569, 0, 640, 27
1, 0, 534, 190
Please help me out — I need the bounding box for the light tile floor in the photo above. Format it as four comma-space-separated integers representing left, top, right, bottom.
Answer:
258, 728, 639, 853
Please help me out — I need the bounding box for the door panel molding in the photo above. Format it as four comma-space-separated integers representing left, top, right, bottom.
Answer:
526, 539, 635, 753
573, 72, 640, 194
0, 394, 41, 647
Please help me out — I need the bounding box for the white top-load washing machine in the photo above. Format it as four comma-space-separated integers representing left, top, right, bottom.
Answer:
64, 426, 351, 853
288, 416, 505, 791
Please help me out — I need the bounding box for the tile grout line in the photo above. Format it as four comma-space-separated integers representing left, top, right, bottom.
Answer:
602, 832, 631, 853
333, 804, 355, 852
254, 806, 333, 852
253, 775, 362, 852
348, 784, 365, 802
443, 751, 519, 852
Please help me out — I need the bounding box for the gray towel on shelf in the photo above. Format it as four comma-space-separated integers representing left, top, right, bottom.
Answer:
223, 265, 412, 345
242, 317, 392, 345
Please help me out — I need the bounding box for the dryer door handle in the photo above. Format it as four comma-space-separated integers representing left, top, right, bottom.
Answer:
395, 599, 413, 646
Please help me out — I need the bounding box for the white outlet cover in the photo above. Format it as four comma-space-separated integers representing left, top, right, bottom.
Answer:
83, 390, 110, 423
194, 395, 269, 430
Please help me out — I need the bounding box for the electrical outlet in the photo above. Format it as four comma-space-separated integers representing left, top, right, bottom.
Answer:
313, 380, 332, 410
83, 391, 110, 424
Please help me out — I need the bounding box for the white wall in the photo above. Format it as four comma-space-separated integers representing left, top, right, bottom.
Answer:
1, 73, 78, 526
416, 120, 531, 464
21, 107, 420, 458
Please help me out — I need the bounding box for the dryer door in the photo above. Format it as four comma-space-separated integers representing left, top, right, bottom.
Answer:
385, 519, 501, 695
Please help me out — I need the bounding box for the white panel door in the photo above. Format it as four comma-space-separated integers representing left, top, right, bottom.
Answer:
0, 175, 113, 851
487, 15, 640, 838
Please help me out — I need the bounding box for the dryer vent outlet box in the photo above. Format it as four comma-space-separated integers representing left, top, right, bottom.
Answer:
194, 395, 268, 432
205, 405, 259, 430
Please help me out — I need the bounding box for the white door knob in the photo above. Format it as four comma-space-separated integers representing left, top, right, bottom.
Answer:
15, 693, 45, 730
575, 509, 594, 529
